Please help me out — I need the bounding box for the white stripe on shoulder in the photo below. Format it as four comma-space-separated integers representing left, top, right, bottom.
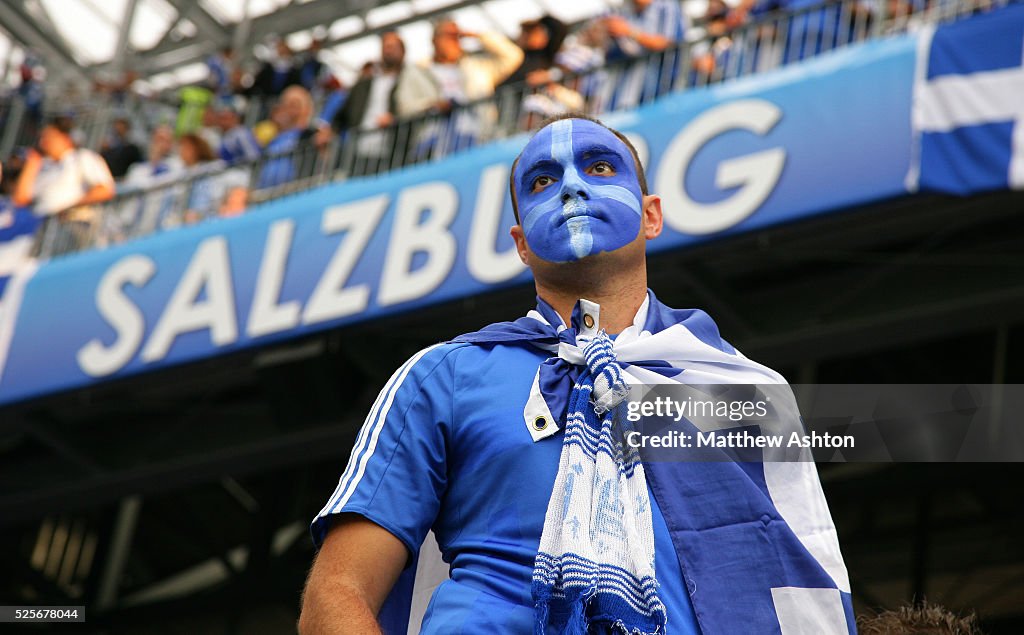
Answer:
526, 309, 550, 326
322, 343, 448, 517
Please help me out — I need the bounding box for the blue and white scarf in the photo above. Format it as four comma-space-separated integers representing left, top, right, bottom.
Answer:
455, 290, 856, 635
533, 330, 664, 635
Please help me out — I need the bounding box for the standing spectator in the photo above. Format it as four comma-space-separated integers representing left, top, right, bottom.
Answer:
313, 75, 349, 134
12, 115, 115, 256
206, 47, 236, 104
420, 17, 523, 153
100, 117, 144, 179
256, 86, 317, 189
320, 31, 440, 172
216, 106, 262, 166
605, 0, 689, 108
296, 38, 327, 95
503, 17, 584, 125
176, 84, 214, 137
251, 38, 300, 99
501, 16, 568, 87
692, 0, 740, 82
17, 52, 45, 135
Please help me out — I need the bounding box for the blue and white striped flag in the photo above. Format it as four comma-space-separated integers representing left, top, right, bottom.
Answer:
907, 4, 1024, 195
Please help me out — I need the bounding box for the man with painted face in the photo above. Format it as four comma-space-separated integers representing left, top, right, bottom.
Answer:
299, 115, 855, 635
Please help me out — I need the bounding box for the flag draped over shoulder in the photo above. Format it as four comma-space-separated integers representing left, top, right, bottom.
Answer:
453, 290, 856, 635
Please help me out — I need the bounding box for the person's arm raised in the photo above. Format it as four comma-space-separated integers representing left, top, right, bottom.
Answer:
298, 515, 409, 635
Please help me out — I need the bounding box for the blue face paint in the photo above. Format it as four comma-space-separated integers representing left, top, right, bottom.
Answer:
515, 119, 644, 263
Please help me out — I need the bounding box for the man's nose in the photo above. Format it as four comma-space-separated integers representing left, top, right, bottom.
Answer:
560, 171, 589, 202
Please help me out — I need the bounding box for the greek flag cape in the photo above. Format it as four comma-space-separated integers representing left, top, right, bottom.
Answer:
453, 290, 856, 635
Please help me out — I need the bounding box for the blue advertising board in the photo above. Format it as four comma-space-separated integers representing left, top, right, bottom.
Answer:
1, 5, 1016, 405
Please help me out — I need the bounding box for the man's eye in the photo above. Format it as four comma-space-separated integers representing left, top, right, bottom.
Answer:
532, 175, 555, 192
587, 161, 615, 176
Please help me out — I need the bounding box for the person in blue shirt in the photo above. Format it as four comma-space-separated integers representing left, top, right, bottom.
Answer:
256, 86, 317, 190
299, 115, 854, 634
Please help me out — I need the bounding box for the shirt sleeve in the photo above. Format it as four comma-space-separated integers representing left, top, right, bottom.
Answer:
311, 343, 462, 561
78, 150, 116, 189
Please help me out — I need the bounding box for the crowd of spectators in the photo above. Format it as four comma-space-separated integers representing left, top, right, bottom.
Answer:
0, 0, 991, 257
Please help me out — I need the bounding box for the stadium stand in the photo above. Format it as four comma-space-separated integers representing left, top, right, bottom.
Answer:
0, 0, 1023, 633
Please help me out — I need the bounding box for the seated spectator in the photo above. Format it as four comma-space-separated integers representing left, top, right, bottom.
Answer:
100, 116, 143, 179
256, 86, 317, 189
177, 133, 249, 224
12, 115, 115, 256
216, 106, 262, 166
318, 31, 439, 174
604, 0, 689, 108
120, 125, 184, 238
417, 16, 523, 156
555, 19, 612, 111
123, 125, 183, 188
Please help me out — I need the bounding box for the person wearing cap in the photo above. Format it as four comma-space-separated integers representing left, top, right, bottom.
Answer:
13, 115, 115, 255
298, 114, 854, 634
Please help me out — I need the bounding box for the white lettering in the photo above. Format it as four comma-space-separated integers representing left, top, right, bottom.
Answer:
656, 99, 785, 235
247, 219, 301, 338
467, 164, 525, 284
141, 237, 237, 362
77, 255, 156, 376
378, 182, 458, 306
302, 195, 388, 325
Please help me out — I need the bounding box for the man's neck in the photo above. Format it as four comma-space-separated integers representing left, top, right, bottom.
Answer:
535, 268, 648, 335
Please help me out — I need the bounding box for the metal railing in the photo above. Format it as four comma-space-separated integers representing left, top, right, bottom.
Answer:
27, 0, 1015, 259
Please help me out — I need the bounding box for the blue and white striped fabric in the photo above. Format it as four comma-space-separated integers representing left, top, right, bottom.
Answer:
907, 3, 1024, 194
532, 331, 665, 635
0, 202, 39, 386
219, 126, 262, 166
455, 290, 856, 634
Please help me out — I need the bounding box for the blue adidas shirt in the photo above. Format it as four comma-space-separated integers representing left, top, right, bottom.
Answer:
313, 340, 701, 634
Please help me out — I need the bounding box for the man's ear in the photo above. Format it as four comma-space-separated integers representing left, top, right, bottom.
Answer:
510, 225, 530, 265
641, 194, 663, 240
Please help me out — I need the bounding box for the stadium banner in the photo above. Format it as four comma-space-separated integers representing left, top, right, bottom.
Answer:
0, 8, 1011, 405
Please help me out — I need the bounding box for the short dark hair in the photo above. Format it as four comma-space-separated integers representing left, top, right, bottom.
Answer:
857, 603, 983, 635
381, 30, 405, 53
508, 113, 648, 224
46, 114, 75, 136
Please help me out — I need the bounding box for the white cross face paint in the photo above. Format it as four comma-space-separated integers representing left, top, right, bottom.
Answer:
515, 119, 644, 263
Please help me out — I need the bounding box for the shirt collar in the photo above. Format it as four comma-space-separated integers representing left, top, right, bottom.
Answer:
534, 290, 653, 339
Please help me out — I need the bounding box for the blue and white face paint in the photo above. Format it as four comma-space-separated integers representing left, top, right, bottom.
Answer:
515, 119, 644, 263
